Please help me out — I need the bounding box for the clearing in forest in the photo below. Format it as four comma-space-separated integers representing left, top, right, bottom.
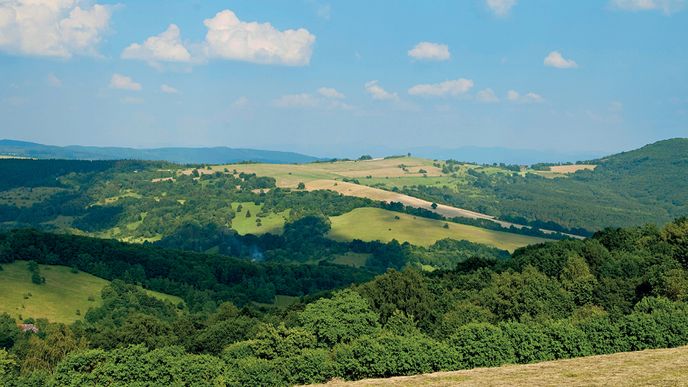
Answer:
328, 208, 549, 252
0, 261, 182, 324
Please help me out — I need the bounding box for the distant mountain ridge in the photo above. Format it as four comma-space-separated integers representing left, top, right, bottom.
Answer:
0, 139, 320, 164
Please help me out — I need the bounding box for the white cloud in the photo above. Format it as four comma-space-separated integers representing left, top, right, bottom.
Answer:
364, 80, 398, 101
203, 10, 316, 66
275, 89, 352, 110
231, 96, 249, 109
110, 74, 142, 91
507, 90, 544, 103
407, 42, 450, 61
121, 96, 144, 105
274, 93, 318, 108
160, 84, 179, 94
610, 0, 684, 14
408, 78, 474, 97
47, 73, 62, 87
476, 88, 499, 103
0, 0, 112, 58
486, 0, 517, 16
609, 101, 624, 112
122, 24, 191, 66
544, 51, 578, 69
317, 87, 344, 99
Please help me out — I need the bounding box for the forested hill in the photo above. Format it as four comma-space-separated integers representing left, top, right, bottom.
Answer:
0, 139, 319, 164
403, 138, 688, 232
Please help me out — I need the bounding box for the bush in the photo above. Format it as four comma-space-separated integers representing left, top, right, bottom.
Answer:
449, 323, 515, 368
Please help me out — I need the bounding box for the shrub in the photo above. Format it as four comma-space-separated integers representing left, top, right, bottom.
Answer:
449, 323, 515, 368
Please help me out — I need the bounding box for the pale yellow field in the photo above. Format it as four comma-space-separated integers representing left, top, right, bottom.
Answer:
194, 157, 442, 188
313, 346, 688, 387
328, 208, 550, 251
549, 164, 597, 173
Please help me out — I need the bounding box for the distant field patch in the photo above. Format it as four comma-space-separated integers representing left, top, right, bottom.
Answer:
0, 261, 181, 324
548, 164, 597, 173
230, 202, 289, 235
331, 252, 371, 267
0, 187, 65, 207
328, 208, 550, 251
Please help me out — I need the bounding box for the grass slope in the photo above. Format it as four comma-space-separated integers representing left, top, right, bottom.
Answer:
230, 202, 289, 235
315, 346, 688, 387
328, 208, 549, 251
0, 261, 181, 324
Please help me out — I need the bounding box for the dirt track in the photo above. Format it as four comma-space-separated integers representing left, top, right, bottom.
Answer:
305, 179, 583, 239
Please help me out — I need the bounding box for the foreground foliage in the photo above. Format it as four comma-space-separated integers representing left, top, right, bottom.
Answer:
0, 218, 686, 385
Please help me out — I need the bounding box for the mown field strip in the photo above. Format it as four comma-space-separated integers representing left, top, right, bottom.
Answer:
310, 346, 688, 387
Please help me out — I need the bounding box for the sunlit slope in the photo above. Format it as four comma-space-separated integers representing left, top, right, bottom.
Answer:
328, 208, 549, 251
0, 261, 182, 324
313, 346, 688, 387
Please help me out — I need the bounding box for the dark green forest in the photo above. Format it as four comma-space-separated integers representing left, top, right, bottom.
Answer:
0, 218, 687, 385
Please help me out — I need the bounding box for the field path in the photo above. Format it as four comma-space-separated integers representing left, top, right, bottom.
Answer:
305, 179, 582, 239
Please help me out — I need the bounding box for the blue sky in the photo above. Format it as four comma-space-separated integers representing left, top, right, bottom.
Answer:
0, 0, 686, 157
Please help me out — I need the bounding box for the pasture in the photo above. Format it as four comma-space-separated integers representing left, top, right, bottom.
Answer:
314, 345, 688, 387
230, 201, 289, 235
206, 156, 443, 188
0, 261, 182, 324
328, 207, 550, 251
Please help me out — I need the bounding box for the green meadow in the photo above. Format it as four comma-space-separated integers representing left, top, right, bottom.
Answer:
0, 261, 181, 324
328, 207, 550, 251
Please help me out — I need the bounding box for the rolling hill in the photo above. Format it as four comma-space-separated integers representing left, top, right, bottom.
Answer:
0, 261, 181, 324
0, 139, 320, 164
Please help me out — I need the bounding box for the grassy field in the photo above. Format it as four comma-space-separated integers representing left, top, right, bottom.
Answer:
328, 208, 549, 251
331, 252, 371, 267
196, 156, 443, 188
253, 294, 300, 309
0, 261, 182, 324
313, 346, 688, 387
230, 202, 289, 235
0, 186, 65, 207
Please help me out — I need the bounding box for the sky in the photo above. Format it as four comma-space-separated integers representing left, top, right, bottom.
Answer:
0, 0, 687, 158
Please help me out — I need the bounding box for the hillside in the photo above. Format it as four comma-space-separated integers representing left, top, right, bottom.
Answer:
1, 219, 687, 385
328, 208, 549, 251
0, 261, 181, 324
0, 139, 319, 164
0, 157, 548, 269
314, 346, 688, 387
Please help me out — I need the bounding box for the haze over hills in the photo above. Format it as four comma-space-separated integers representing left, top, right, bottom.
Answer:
0, 139, 320, 165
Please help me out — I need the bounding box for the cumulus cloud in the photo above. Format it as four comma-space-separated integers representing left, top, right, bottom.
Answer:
544, 51, 578, 69
364, 80, 398, 101
275, 88, 352, 110
610, 0, 684, 14
122, 24, 191, 65
507, 90, 543, 103
476, 88, 499, 103
231, 96, 249, 109
47, 73, 62, 87
110, 74, 142, 91
203, 10, 315, 66
486, 0, 517, 16
407, 42, 450, 61
121, 96, 144, 104
160, 84, 179, 94
317, 87, 344, 99
408, 78, 474, 97
0, 0, 112, 58
274, 93, 319, 108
